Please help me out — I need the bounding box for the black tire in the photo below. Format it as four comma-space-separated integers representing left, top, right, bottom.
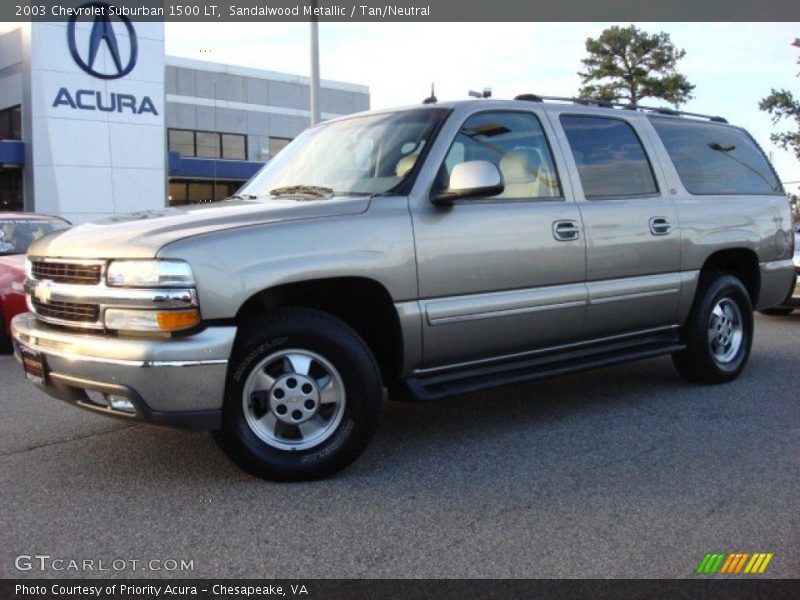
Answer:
215, 307, 383, 481
759, 307, 794, 316
672, 273, 753, 384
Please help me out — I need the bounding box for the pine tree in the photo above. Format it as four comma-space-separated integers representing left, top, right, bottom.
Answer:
578, 25, 695, 108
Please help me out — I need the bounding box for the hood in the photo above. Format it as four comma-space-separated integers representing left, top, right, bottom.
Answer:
28, 196, 371, 259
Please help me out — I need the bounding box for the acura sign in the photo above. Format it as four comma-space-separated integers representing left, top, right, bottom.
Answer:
52, 88, 158, 115
53, 3, 158, 116
67, 3, 138, 79
26, 4, 166, 221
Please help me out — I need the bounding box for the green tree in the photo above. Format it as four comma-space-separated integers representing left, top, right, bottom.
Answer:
578, 25, 695, 108
759, 44, 800, 161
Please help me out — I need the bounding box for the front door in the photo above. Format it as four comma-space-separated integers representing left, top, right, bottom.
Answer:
411, 109, 587, 368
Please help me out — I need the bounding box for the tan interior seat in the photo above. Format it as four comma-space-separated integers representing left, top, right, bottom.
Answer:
498, 148, 558, 198
395, 154, 418, 178
498, 149, 541, 198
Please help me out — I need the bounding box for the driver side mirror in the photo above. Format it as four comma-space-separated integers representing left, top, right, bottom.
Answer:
433, 160, 504, 205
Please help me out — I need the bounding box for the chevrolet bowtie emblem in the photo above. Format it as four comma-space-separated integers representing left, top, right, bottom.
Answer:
34, 281, 52, 304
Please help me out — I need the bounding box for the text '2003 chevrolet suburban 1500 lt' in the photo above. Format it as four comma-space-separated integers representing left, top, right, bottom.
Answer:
12, 97, 797, 481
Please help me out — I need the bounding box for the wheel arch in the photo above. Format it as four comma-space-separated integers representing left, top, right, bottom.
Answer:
234, 277, 405, 385
698, 248, 760, 306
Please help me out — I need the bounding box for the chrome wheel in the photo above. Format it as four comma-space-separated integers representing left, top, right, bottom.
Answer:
242, 349, 346, 451
707, 298, 743, 364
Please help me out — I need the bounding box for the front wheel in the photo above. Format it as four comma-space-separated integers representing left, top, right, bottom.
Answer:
672, 274, 754, 384
216, 307, 383, 481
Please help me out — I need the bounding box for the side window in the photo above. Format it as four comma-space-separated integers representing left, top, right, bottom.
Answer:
560, 115, 658, 198
441, 111, 562, 199
649, 117, 782, 195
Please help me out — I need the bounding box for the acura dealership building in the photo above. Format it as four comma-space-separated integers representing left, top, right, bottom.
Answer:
0, 20, 369, 223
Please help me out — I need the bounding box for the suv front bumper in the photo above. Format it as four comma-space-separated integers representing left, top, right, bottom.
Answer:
10, 312, 236, 431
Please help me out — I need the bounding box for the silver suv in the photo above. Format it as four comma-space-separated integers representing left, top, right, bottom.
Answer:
12, 98, 796, 480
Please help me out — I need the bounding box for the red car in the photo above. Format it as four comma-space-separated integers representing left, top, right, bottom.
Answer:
0, 213, 70, 351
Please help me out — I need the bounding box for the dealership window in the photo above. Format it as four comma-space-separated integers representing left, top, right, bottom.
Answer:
0, 105, 22, 140
168, 179, 244, 206
649, 117, 782, 195
0, 170, 23, 211
168, 129, 247, 160
222, 134, 246, 160
560, 115, 658, 198
195, 132, 219, 159
168, 129, 194, 157
269, 136, 292, 159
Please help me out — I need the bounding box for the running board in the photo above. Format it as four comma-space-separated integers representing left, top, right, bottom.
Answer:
403, 333, 686, 402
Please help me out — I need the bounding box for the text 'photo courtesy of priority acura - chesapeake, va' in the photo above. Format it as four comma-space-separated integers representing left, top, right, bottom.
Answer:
11, 96, 796, 481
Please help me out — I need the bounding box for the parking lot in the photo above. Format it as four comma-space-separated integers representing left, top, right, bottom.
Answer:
1, 313, 798, 579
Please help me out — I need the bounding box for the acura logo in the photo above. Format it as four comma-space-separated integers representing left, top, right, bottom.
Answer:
67, 2, 138, 80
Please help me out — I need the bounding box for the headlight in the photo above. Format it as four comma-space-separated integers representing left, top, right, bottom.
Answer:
106, 260, 195, 288
24, 258, 32, 279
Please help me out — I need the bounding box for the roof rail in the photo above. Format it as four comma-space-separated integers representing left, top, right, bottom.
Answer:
514, 94, 615, 108
637, 104, 728, 123
513, 94, 728, 123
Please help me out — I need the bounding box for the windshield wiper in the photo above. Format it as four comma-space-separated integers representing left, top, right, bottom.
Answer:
269, 185, 335, 198
225, 193, 259, 201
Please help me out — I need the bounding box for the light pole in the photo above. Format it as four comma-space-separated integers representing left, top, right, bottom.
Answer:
309, 0, 321, 125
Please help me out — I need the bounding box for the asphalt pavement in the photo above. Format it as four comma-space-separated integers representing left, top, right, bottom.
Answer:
1, 313, 798, 579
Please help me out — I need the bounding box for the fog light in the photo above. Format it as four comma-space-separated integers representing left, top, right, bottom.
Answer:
106, 394, 135, 413
85, 390, 108, 407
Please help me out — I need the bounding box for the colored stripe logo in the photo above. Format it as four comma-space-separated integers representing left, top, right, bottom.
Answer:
696, 552, 773, 574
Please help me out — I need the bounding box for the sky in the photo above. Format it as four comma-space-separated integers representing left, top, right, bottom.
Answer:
165, 22, 800, 191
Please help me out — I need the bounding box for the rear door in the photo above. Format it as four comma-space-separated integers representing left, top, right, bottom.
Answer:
551, 112, 682, 338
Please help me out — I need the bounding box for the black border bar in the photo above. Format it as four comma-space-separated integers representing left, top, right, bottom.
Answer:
4, 579, 800, 600
3, 0, 798, 22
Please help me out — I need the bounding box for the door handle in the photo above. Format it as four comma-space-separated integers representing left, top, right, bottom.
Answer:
552, 220, 581, 241
649, 216, 672, 236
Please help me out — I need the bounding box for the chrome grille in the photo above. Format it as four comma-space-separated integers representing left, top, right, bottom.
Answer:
30, 298, 100, 324
31, 260, 103, 285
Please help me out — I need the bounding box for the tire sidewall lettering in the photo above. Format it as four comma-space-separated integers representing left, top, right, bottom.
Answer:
232, 336, 289, 383
300, 419, 355, 464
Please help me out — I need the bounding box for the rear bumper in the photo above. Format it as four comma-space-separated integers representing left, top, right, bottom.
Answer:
779, 274, 800, 308
758, 258, 797, 310
10, 312, 236, 431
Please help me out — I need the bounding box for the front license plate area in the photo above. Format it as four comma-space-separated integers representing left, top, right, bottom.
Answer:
20, 346, 48, 386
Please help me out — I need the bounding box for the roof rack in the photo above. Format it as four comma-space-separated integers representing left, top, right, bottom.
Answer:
513, 94, 728, 123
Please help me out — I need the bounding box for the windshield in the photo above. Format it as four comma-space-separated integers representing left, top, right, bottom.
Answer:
0, 219, 69, 255
240, 108, 448, 197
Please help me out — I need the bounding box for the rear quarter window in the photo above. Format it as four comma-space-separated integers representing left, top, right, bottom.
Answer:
649, 117, 782, 195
